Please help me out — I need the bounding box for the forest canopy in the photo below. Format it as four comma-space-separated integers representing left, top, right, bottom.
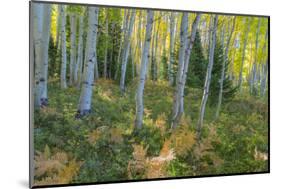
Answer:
31, 2, 269, 187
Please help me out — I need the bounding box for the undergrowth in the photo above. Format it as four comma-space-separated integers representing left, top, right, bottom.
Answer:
33, 79, 268, 185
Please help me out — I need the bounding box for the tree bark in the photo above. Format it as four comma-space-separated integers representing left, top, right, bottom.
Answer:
120, 10, 136, 94
250, 18, 262, 94
103, 10, 108, 78
178, 14, 201, 118
131, 46, 135, 78
161, 14, 168, 80
33, 3, 44, 108
136, 11, 143, 76
260, 28, 268, 97
36, 4, 51, 107
238, 18, 251, 92
76, 7, 99, 118
197, 15, 218, 138
215, 17, 236, 119
114, 9, 128, 80
170, 13, 189, 129
171, 14, 201, 129
168, 13, 176, 85
260, 57, 268, 97
69, 14, 77, 86
55, 5, 61, 51
229, 36, 237, 81
135, 10, 154, 129
60, 5, 67, 89
75, 15, 84, 87
151, 15, 160, 81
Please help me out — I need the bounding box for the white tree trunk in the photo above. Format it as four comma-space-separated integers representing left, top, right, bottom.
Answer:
33, 3, 44, 108
69, 14, 77, 86
150, 15, 160, 82
131, 46, 135, 78
37, 4, 51, 107
55, 5, 61, 50
168, 13, 176, 85
215, 17, 236, 119
171, 14, 201, 129
179, 14, 201, 115
160, 13, 167, 55
170, 13, 189, 129
238, 18, 251, 92
60, 5, 67, 89
76, 7, 99, 118
114, 9, 128, 80
136, 11, 143, 76
260, 57, 268, 97
260, 28, 268, 97
229, 35, 237, 81
250, 18, 261, 94
250, 63, 257, 94
135, 10, 154, 129
197, 15, 218, 138
161, 14, 168, 80
94, 57, 99, 80
74, 15, 84, 87
103, 10, 108, 78
120, 10, 136, 93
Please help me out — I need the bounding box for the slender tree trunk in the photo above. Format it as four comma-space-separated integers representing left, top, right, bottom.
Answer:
238, 18, 251, 92
55, 5, 61, 49
131, 46, 135, 78
171, 14, 201, 129
260, 28, 268, 97
170, 13, 189, 129
250, 63, 257, 94
169, 13, 176, 85
76, 7, 99, 118
256, 64, 261, 83
229, 40, 237, 81
114, 9, 128, 80
94, 12, 99, 81
69, 14, 77, 86
160, 13, 167, 56
197, 15, 218, 138
60, 5, 67, 89
135, 10, 154, 129
75, 15, 84, 87
247, 43, 254, 86
103, 10, 108, 78
109, 23, 115, 79
33, 3, 44, 108
120, 10, 136, 94
136, 11, 143, 76
82, 24, 89, 80
161, 14, 168, 80
154, 19, 160, 81
250, 18, 261, 94
94, 57, 99, 80
260, 57, 268, 97
203, 17, 210, 52
215, 17, 236, 119
39, 4, 52, 106
150, 15, 160, 82
179, 14, 201, 116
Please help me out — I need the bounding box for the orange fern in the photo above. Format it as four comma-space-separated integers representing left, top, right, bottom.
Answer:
34, 145, 82, 186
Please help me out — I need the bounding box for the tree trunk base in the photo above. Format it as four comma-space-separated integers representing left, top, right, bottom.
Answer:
170, 111, 183, 130
196, 124, 202, 141
75, 109, 91, 119
40, 98, 48, 107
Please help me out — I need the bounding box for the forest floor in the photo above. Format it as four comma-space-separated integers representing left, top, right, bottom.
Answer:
33, 78, 268, 186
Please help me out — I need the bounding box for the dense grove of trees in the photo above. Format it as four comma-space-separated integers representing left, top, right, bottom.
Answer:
32, 2, 269, 187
